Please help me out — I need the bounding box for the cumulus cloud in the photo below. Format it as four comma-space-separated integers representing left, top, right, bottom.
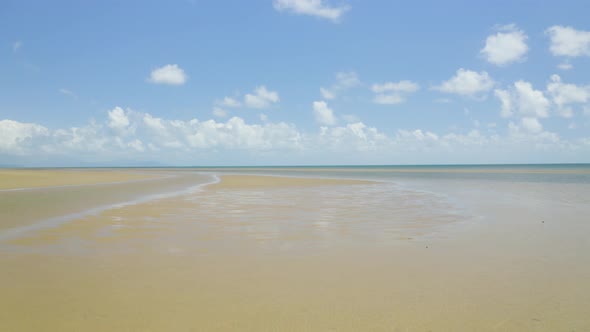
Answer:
318, 122, 388, 153
372, 80, 419, 105
494, 81, 549, 119
341, 114, 360, 123
244, 86, 280, 109
273, 0, 350, 22
396, 129, 440, 146
0, 120, 48, 154
320, 71, 360, 100
494, 89, 513, 118
2, 106, 590, 165
218, 97, 241, 108
547, 74, 590, 118
546, 25, 590, 57
496, 76, 590, 121
514, 81, 550, 118
521, 117, 543, 133
481, 24, 528, 66
182, 117, 303, 151
148, 64, 187, 85
107, 107, 131, 131
313, 101, 336, 126
434, 68, 494, 97
64, 107, 302, 156
320, 87, 335, 100
557, 62, 573, 70
212, 107, 228, 118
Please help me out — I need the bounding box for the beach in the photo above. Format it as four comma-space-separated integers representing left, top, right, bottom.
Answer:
1, 167, 589, 331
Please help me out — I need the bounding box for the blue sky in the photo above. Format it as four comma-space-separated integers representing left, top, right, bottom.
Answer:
1, 0, 590, 166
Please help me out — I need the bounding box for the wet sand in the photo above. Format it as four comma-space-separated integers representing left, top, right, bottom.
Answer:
210, 174, 374, 188
0, 169, 158, 190
0, 169, 213, 233
1, 170, 589, 331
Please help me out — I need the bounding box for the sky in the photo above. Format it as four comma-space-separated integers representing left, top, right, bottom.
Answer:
1, 0, 590, 166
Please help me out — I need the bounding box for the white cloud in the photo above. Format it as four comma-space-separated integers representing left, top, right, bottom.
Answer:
334, 71, 360, 88
546, 26, 590, 57
313, 101, 336, 126
0, 120, 48, 154
273, 0, 350, 22
521, 117, 543, 133
320, 71, 360, 100
128, 139, 145, 152
320, 87, 335, 100
183, 117, 302, 151
494, 81, 550, 120
496, 76, 590, 120
373, 94, 404, 105
372, 80, 419, 105
212, 107, 228, 118
494, 89, 513, 118
342, 114, 360, 123
59, 88, 76, 98
558, 62, 573, 70
148, 64, 188, 85
547, 74, 590, 118
318, 122, 388, 152
142, 113, 167, 134
124, 107, 302, 153
514, 80, 550, 118
434, 68, 494, 97
397, 129, 439, 142
481, 24, 528, 66
244, 86, 280, 109
13, 41, 22, 53
3, 106, 590, 165
107, 107, 131, 131
372, 81, 419, 94
218, 97, 241, 108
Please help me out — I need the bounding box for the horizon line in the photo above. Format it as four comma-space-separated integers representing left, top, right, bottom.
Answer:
3, 162, 590, 169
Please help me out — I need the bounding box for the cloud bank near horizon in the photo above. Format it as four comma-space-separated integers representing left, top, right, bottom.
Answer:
1, 105, 588, 166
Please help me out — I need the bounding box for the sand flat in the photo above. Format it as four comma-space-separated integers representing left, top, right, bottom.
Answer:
0, 170, 212, 232
210, 174, 374, 189
1, 171, 589, 331
0, 169, 158, 190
